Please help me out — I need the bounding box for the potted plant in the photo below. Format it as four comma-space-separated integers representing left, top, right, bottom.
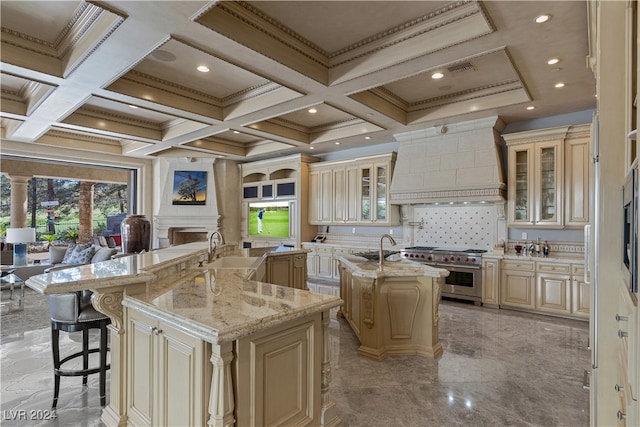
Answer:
42, 234, 57, 248
65, 229, 79, 244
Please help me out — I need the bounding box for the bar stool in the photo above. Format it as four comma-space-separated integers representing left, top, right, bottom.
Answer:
48, 290, 110, 410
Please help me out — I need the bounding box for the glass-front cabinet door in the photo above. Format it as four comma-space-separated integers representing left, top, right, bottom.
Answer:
534, 140, 563, 227
359, 166, 372, 221
507, 140, 563, 227
358, 162, 390, 223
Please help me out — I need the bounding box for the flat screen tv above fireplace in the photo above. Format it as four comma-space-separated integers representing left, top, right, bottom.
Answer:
248, 201, 290, 238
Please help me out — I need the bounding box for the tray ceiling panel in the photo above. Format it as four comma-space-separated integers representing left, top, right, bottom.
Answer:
1, 1, 596, 161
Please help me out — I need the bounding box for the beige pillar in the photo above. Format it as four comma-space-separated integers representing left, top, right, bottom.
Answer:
79, 181, 95, 244
9, 175, 31, 228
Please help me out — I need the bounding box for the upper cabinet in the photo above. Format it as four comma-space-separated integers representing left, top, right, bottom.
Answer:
309, 153, 399, 226
504, 125, 591, 229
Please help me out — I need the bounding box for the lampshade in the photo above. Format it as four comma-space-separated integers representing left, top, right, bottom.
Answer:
6, 228, 36, 243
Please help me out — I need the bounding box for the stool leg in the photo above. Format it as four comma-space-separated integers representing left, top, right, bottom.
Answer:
99, 321, 108, 407
82, 326, 89, 385
51, 325, 60, 410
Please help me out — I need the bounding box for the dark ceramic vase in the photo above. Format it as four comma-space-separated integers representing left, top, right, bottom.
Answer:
120, 214, 151, 254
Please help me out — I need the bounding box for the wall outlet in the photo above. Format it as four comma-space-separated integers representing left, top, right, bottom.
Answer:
352, 228, 355, 234
521, 232, 528, 240
389, 229, 393, 235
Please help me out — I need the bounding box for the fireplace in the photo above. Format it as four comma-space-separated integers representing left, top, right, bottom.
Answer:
169, 228, 208, 245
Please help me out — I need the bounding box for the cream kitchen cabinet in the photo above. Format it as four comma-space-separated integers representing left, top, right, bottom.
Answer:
304, 245, 333, 280
564, 128, 592, 228
308, 168, 333, 225
505, 137, 563, 228
333, 165, 359, 224
536, 262, 572, 316
265, 252, 308, 290
500, 259, 536, 309
571, 263, 590, 319
357, 156, 399, 225
504, 124, 591, 229
481, 258, 500, 307
308, 153, 399, 225
126, 308, 210, 427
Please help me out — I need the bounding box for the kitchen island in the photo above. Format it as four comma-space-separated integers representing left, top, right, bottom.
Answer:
26, 243, 342, 427
338, 254, 449, 361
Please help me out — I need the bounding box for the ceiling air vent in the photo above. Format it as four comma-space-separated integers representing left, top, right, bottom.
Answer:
447, 62, 476, 73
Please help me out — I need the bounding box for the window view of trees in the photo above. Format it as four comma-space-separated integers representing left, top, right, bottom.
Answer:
0, 175, 127, 241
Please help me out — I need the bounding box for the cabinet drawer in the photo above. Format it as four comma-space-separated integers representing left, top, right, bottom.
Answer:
537, 262, 571, 274
572, 264, 586, 275
502, 260, 535, 271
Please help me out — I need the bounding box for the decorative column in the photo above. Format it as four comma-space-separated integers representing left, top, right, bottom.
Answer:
208, 341, 235, 427
320, 310, 340, 427
79, 181, 95, 244
91, 289, 126, 427
8, 175, 31, 228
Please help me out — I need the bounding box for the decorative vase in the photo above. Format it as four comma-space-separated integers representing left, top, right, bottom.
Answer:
120, 214, 151, 254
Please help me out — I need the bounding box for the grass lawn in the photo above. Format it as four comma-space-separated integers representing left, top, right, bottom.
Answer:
248, 208, 289, 237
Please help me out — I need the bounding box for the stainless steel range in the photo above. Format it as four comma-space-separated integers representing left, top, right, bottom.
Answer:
400, 246, 487, 305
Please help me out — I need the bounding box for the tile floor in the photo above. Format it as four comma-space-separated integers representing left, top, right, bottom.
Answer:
1, 299, 590, 426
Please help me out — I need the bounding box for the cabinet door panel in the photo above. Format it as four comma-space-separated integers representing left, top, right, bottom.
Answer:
536, 274, 571, 314
157, 324, 206, 427
127, 311, 155, 426
501, 271, 534, 309
565, 137, 591, 227
482, 259, 500, 305
571, 279, 590, 318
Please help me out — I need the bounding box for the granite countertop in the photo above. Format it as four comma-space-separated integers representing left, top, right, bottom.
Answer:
123, 267, 339, 344
338, 254, 449, 279
25, 242, 341, 345
501, 253, 585, 263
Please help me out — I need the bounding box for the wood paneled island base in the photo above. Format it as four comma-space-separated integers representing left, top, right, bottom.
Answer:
338, 255, 449, 361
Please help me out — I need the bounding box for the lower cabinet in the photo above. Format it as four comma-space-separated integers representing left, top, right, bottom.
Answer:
481, 258, 500, 306
126, 309, 210, 427
304, 246, 333, 280
500, 258, 589, 320
501, 260, 536, 310
265, 252, 307, 289
235, 315, 322, 427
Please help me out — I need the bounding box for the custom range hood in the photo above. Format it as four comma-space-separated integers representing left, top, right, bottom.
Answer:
390, 116, 506, 204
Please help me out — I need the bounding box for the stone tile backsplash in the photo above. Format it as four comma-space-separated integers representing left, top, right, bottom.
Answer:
413, 204, 496, 250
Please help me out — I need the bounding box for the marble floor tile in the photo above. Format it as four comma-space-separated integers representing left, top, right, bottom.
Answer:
1, 300, 589, 426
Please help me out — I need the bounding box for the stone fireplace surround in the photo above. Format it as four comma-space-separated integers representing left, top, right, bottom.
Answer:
154, 158, 220, 248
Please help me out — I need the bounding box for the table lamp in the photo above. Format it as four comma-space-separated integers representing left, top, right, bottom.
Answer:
6, 228, 36, 266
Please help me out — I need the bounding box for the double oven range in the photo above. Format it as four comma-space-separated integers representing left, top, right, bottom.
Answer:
400, 246, 487, 305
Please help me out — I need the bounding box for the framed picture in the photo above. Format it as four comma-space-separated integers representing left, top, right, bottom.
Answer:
172, 171, 207, 205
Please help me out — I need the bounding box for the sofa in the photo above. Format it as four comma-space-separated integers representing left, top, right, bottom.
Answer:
46, 243, 118, 272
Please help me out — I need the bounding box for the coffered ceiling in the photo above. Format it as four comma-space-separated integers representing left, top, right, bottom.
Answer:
1, 1, 596, 161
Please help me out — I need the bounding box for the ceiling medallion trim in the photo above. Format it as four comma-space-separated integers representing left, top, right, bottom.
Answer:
44, 128, 124, 146
330, 1, 487, 68
125, 71, 224, 107
332, 0, 475, 58
412, 80, 521, 107
371, 87, 410, 110
214, 2, 328, 68
221, 81, 280, 104
74, 107, 162, 130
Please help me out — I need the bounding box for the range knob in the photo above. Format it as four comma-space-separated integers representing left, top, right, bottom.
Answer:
443, 257, 449, 262
427, 256, 432, 261
470, 258, 476, 263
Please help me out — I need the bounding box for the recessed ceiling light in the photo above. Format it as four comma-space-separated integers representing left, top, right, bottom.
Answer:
547, 58, 560, 65
365, 136, 371, 140
129, 105, 139, 109
233, 130, 240, 134
308, 108, 318, 114
197, 65, 210, 73
555, 82, 565, 88
310, 146, 315, 150
535, 14, 550, 24
526, 106, 535, 110
335, 141, 341, 145
432, 72, 444, 79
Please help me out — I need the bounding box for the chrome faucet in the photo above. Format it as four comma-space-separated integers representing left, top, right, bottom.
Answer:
208, 231, 225, 263
379, 233, 397, 268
